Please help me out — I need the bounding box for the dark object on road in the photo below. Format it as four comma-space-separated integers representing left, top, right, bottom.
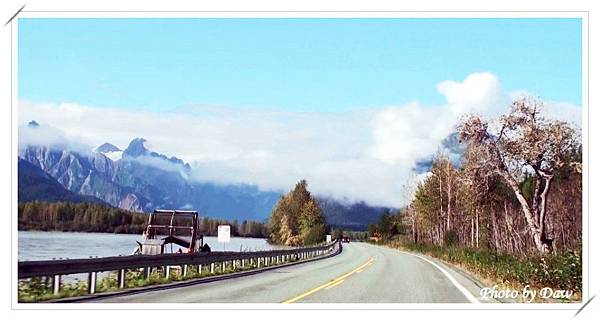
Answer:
201, 243, 212, 253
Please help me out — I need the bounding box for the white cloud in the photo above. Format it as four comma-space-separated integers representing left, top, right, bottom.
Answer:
370, 102, 455, 166
543, 101, 582, 127
437, 72, 504, 116
509, 90, 582, 127
18, 121, 92, 154
18, 72, 581, 208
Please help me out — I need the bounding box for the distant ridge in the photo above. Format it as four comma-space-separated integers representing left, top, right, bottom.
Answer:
18, 158, 107, 204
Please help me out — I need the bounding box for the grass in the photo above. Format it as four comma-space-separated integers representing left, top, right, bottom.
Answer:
381, 238, 582, 303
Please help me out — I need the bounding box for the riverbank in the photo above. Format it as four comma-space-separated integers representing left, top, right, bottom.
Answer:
18, 231, 282, 261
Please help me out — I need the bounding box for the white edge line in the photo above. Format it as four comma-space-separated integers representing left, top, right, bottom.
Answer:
400, 250, 481, 304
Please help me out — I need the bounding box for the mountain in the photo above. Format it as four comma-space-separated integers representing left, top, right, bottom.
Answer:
122, 138, 191, 170
95, 142, 121, 153
318, 198, 392, 230
19, 144, 151, 211
18, 158, 105, 204
19, 136, 280, 220
122, 138, 148, 158
412, 132, 466, 173
96, 143, 123, 162
18, 123, 389, 227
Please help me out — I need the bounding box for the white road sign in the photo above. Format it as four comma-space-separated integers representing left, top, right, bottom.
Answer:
218, 225, 231, 243
326, 234, 332, 243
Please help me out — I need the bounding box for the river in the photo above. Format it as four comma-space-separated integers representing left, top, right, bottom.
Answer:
18, 230, 283, 261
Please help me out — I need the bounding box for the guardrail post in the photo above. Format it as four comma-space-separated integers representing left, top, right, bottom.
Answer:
210, 263, 215, 274
118, 269, 126, 289
88, 271, 97, 294
183, 265, 188, 277
165, 265, 171, 279
221, 261, 226, 273
52, 275, 61, 295
198, 264, 202, 276
145, 267, 152, 279
241, 258, 245, 268
232, 259, 236, 270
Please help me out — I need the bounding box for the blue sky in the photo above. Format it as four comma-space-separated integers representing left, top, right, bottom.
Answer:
18, 18, 582, 112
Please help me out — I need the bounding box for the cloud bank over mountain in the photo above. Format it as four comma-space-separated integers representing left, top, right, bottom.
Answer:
18, 72, 581, 208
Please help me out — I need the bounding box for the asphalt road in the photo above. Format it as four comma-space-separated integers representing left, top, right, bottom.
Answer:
96, 242, 490, 303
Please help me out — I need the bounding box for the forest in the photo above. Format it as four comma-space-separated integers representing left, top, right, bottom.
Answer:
405, 98, 581, 254
367, 98, 582, 295
18, 201, 269, 238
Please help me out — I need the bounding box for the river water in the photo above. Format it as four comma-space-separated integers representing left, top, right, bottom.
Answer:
18, 230, 282, 261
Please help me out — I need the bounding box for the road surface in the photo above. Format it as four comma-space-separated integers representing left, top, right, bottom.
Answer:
95, 242, 490, 303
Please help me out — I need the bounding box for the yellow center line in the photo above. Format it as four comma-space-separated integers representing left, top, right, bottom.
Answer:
282, 258, 374, 304
325, 279, 345, 290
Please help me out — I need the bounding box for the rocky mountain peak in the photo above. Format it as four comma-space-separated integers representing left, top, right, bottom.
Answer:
95, 142, 122, 154
27, 120, 40, 128
123, 138, 149, 158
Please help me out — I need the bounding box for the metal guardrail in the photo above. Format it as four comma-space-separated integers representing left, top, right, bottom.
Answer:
18, 240, 341, 297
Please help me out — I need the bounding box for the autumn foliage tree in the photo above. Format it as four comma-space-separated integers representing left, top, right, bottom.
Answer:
268, 180, 329, 246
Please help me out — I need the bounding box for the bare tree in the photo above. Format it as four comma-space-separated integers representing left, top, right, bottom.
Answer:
458, 98, 579, 254
400, 173, 420, 243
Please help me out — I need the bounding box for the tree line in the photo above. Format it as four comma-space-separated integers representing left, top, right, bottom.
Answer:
18, 201, 269, 238
401, 98, 581, 255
